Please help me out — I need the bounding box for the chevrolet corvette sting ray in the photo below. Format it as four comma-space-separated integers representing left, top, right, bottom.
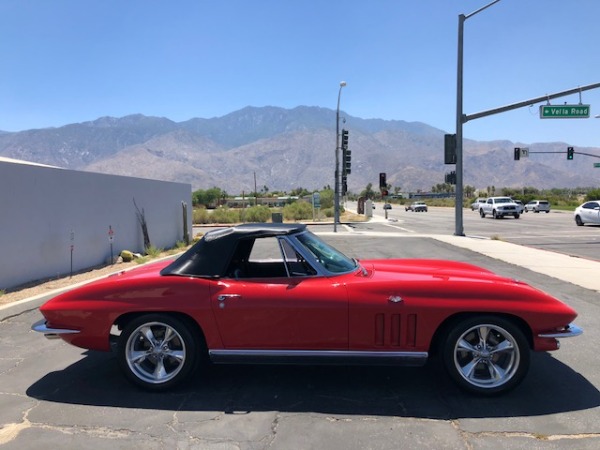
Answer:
32, 224, 582, 395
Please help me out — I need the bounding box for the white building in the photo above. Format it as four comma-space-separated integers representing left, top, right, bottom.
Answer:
0, 157, 192, 291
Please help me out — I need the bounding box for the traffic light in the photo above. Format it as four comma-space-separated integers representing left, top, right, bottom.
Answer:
341, 129, 349, 150
444, 134, 456, 164
341, 175, 347, 195
379, 172, 387, 189
514, 147, 520, 161
343, 148, 352, 174
381, 189, 389, 197
445, 171, 456, 185
567, 147, 574, 160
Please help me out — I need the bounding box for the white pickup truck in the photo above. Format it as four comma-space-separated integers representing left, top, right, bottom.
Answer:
479, 197, 521, 219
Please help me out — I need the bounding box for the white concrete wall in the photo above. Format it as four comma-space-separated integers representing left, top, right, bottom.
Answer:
0, 160, 192, 290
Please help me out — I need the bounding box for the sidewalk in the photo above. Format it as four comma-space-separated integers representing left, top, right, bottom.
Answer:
432, 234, 600, 293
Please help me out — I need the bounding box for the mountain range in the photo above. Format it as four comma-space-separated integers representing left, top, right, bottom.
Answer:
1, 106, 598, 193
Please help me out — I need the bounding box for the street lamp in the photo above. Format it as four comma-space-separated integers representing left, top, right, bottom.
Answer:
334, 81, 347, 232
455, 0, 501, 236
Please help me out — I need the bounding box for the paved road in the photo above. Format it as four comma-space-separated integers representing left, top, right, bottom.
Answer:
1, 228, 599, 449
366, 202, 600, 262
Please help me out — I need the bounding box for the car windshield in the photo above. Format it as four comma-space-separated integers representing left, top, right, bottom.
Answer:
496, 198, 512, 203
295, 231, 357, 274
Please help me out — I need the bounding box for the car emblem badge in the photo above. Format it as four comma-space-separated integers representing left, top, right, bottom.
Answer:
388, 295, 403, 303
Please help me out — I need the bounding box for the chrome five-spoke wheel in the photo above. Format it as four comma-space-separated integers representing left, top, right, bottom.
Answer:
443, 316, 530, 395
118, 314, 199, 390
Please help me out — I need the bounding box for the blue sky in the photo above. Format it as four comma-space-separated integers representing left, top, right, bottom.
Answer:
1, 0, 599, 147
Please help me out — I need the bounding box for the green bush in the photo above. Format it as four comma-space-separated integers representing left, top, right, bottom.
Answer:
145, 245, 163, 257
283, 202, 312, 220
210, 207, 240, 224
242, 205, 271, 222
322, 207, 334, 218
585, 189, 600, 202
193, 207, 209, 224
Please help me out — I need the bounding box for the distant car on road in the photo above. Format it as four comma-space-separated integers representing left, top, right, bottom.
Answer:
525, 200, 551, 213
383, 203, 392, 210
574, 200, 600, 226
405, 201, 427, 212
470, 198, 487, 211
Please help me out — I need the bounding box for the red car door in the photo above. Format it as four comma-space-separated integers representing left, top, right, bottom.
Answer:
210, 277, 348, 350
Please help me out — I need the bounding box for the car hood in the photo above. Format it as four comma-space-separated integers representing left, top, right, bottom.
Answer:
364, 258, 496, 280
356, 258, 570, 307
359, 258, 533, 294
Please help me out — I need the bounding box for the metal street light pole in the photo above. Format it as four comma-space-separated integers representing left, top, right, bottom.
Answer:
334, 81, 347, 232
455, 0, 501, 236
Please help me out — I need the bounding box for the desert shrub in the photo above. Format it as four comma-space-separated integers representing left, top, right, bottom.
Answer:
210, 207, 240, 223
193, 207, 210, 224
283, 201, 312, 220
242, 205, 271, 222
322, 207, 334, 218
145, 245, 163, 257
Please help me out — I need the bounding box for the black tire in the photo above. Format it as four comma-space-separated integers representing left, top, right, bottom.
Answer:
575, 215, 584, 226
479, 209, 485, 218
492, 210, 499, 219
117, 314, 200, 391
441, 316, 530, 395
514, 213, 520, 219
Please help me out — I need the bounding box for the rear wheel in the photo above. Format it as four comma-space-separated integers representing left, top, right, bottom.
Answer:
117, 314, 200, 391
442, 316, 530, 395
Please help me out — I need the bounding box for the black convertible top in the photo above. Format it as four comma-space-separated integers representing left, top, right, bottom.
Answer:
160, 223, 307, 278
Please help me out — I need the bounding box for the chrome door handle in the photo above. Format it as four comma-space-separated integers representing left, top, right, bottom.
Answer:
217, 294, 241, 301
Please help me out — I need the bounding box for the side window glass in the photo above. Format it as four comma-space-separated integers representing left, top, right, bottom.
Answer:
280, 239, 317, 277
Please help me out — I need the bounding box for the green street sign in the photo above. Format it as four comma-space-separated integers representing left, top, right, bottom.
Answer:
540, 104, 590, 119
594, 163, 600, 168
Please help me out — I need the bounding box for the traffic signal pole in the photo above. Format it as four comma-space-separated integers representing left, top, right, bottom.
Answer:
454, 2, 600, 236
334, 81, 346, 233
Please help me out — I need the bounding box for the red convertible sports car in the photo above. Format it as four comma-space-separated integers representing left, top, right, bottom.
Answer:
32, 223, 582, 395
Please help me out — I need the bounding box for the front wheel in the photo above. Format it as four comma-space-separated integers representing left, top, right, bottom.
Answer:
117, 314, 200, 391
575, 215, 584, 226
514, 213, 520, 219
479, 209, 485, 218
442, 316, 530, 395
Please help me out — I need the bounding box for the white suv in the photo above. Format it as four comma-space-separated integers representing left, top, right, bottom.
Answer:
525, 200, 550, 213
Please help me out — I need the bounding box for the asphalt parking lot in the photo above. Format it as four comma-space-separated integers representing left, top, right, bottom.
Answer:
1, 229, 599, 449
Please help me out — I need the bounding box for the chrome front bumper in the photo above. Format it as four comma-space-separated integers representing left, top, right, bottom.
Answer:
538, 323, 583, 339
31, 319, 80, 340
